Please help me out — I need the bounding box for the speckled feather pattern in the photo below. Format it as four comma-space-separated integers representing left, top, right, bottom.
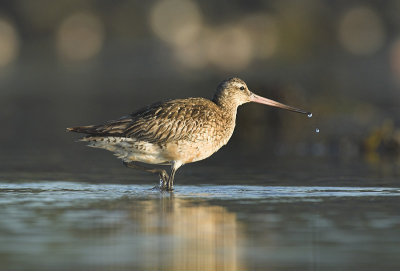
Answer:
68, 77, 309, 188
68, 77, 250, 167
73, 97, 237, 165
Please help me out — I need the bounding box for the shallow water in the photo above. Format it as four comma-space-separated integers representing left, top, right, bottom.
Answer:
1, 180, 400, 271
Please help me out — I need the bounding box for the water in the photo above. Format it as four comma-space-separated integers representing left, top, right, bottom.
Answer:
1, 179, 400, 271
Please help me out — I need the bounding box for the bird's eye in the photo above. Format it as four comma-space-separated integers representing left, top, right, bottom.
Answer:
240, 86, 245, 90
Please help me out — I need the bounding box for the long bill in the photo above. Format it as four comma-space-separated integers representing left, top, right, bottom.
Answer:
250, 93, 311, 116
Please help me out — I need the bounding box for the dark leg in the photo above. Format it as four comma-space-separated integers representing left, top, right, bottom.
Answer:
166, 168, 177, 191
166, 161, 182, 191
123, 161, 169, 188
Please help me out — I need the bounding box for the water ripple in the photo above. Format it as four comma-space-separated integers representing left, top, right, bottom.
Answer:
0, 182, 399, 204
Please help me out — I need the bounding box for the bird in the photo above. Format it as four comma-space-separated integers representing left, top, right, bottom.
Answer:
67, 77, 310, 190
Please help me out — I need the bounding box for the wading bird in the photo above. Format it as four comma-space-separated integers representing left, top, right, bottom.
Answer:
68, 77, 310, 190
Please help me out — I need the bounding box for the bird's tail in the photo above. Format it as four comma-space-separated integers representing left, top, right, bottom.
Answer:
66, 125, 97, 134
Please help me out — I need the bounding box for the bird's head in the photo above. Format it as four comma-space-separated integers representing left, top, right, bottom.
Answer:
213, 77, 310, 115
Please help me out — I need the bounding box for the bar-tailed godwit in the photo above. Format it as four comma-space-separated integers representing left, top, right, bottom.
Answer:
68, 77, 310, 190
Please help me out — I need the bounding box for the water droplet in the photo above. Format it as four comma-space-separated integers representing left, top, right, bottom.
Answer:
307, 112, 313, 118
315, 128, 320, 133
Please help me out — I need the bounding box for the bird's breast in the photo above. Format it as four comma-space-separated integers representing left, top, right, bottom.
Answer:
162, 116, 236, 164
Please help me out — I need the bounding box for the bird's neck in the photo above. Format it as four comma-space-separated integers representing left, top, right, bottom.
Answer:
212, 94, 240, 118
212, 98, 238, 142
212, 96, 239, 147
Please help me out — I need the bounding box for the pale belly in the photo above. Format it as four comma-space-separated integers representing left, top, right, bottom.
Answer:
161, 140, 224, 164
83, 136, 168, 165
83, 134, 231, 166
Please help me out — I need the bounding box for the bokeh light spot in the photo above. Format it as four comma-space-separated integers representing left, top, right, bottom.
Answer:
241, 14, 278, 59
205, 26, 252, 71
56, 12, 104, 62
390, 39, 400, 86
150, 0, 202, 47
338, 7, 385, 55
174, 40, 207, 69
0, 18, 19, 68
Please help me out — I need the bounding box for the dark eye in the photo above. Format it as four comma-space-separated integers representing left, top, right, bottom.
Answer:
240, 86, 245, 90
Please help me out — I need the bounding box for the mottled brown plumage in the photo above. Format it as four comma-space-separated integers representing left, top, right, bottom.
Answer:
68, 77, 310, 190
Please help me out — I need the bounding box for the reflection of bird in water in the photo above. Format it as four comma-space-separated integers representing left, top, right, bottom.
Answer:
67, 77, 310, 190
133, 197, 245, 270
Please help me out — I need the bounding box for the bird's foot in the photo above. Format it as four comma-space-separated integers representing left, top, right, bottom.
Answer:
158, 170, 171, 191
165, 178, 174, 191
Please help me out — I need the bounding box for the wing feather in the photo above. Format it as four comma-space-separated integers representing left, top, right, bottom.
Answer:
68, 98, 222, 144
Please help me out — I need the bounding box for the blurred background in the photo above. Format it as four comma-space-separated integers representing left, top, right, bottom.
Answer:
0, 0, 399, 178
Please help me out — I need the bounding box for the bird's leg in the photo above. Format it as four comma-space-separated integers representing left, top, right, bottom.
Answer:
166, 161, 182, 191
166, 168, 176, 191
123, 161, 169, 188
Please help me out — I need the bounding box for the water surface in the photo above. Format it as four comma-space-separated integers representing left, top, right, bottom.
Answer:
1, 181, 400, 271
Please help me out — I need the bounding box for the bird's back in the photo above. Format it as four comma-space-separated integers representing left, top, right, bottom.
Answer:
68, 97, 236, 164
69, 98, 228, 141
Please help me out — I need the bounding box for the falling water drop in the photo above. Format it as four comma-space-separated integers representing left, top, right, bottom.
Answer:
315, 128, 320, 133
307, 112, 313, 118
